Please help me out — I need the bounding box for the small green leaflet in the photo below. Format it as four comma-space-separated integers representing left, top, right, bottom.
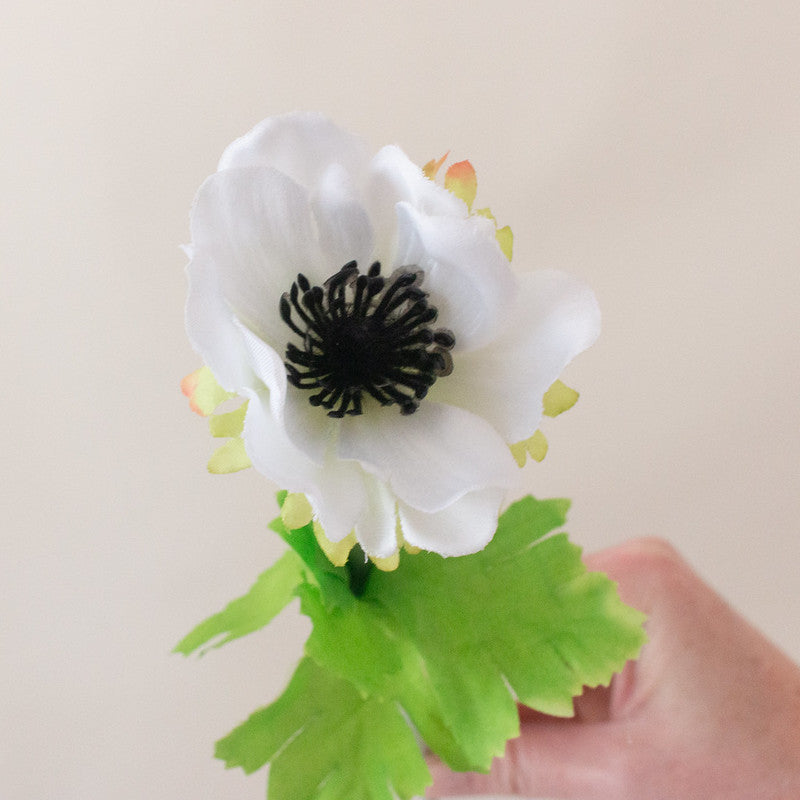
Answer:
216, 657, 430, 800
177, 495, 647, 800
173, 549, 307, 656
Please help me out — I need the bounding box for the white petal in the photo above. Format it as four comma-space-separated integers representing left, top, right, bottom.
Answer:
366, 144, 466, 260
282, 386, 338, 467
243, 390, 367, 543
338, 402, 519, 513
353, 474, 399, 559
185, 249, 254, 391
242, 387, 321, 491
394, 203, 516, 351
236, 315, 361, 470
430, 269, 601, 443
398, 487, 506, 557
306, 456, 369, 545
368, 145, 466, 217
234, 321, 288, 419
311, 162, 374, 269
190, 167, 323, 349
218, 111, 370, 190
235, 310, 342, 469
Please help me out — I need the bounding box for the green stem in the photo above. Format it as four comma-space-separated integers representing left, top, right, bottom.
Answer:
345, 545, 374, 597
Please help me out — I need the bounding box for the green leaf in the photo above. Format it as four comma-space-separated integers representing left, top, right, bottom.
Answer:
216, 657, 431, 800
188, 495, 646, 798
300, 495, 647, 772
173, 549, 308, 656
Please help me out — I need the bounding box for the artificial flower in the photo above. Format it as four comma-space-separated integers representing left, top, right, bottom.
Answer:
185, 111, 599, 560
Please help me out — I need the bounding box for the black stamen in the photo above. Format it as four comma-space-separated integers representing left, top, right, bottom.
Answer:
433, 329, 456, 348
280, 262, 456, 417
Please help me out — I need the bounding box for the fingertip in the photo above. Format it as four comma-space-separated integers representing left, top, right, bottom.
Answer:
424, 758, 496, 798
583, 536, 682, 575
423, 763, 462, 798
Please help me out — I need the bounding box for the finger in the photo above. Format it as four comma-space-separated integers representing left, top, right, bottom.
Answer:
582, 536, 682, 611
519, 683, 615, 725
426, 718, 633, 799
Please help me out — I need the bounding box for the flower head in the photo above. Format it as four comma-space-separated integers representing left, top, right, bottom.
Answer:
185, 112, 599, 560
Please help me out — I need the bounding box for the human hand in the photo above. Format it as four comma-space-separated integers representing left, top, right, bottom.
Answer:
427, 538, 800, 800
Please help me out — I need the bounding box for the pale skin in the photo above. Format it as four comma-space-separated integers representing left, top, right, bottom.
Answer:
427, 538, 800, 800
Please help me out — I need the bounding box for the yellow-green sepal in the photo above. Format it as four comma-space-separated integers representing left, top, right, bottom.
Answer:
495, 225, 513, 261
510, 430, 549, 467
444, 160, 477, 210
181, 365, 233, 416
209, 403, 247, 438
542, 380, 579, 417
208, 437, 251, 474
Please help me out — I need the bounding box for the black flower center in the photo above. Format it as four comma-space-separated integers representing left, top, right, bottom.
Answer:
280, 261, 455, 418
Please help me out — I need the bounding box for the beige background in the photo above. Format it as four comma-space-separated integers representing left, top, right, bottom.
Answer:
2, 2, 799, 798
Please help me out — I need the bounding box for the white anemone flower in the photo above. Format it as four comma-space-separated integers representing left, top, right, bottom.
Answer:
185, 112, 599, 562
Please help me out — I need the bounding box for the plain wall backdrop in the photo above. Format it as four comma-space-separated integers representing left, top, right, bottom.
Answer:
2, 2, 799, 798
